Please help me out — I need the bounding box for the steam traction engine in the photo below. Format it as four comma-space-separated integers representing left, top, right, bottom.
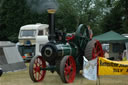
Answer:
29, 9, 104, 83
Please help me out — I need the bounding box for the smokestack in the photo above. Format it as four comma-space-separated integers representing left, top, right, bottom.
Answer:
47, 9, 56, 42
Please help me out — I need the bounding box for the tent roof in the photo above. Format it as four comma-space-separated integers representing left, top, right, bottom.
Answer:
93, 31, 128, 43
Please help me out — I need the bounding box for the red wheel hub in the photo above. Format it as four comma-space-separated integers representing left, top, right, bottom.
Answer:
64, 56, 76, 83
92, 40, 104, 59
33, 56, 46, 82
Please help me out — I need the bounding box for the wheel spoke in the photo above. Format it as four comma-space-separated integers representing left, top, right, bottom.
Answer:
65, 63, 68, 67
33, 67, 36, 72
64, 70, 68, 76
69, 71, 73, 80
34, 62, 38, 67
97, 50, 102, 56
38, 72, 41, 80
34, 72, 37, 80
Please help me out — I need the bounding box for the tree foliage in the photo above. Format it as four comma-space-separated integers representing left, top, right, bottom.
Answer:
56, 0, 106, 35
0, 0, 127, 42
100, 0, 128, 34
0, 0, 48, 42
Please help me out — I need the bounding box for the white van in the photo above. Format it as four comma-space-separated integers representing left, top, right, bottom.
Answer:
18, 23, 49, 61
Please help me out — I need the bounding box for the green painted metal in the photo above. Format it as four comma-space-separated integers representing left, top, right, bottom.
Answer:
53, 24, 91, 72
55, 24, 90, 61
56, 43, 78, 57
73, 24, 90, 51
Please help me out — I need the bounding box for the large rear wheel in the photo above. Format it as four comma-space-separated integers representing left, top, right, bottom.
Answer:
29, 56, 46, 82
85, 40, 104, 60
60, 56, 76, 83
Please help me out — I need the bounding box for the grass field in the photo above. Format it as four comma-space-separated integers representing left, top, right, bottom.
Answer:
0, 64, 128, 85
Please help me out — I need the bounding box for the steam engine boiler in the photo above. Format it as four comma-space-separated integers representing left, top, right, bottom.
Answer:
29, 9, 104, 83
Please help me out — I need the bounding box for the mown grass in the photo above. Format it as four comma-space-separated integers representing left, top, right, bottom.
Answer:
0, 63, 128, 85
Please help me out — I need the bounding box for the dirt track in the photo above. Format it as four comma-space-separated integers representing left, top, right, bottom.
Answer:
0, 64, 128, 85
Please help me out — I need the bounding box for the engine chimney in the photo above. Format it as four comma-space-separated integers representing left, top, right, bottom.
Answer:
47, 9, 56, 42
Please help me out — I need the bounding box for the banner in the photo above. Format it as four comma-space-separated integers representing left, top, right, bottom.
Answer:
83, 57, 97, 80
98, 57, 128, 75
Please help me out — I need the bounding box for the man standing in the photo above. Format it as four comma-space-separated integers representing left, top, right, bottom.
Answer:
87, 25, 93, 39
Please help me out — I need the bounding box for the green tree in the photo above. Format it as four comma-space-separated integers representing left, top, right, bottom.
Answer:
100, 6, 123, 33
118, 0, 128, 33
0, 0, 112, 42
100, 0, 128, 34
0, 0, 48, 42
56, 0, 106, 35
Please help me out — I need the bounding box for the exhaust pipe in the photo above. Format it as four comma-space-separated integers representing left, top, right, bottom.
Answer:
47, 9, 56, 42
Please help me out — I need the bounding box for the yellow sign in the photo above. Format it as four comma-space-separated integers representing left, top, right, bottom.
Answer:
98, 57, 128, 75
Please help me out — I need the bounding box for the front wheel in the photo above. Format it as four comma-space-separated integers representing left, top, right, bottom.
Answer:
29, 56, 46, 82
60, 56, 76, 83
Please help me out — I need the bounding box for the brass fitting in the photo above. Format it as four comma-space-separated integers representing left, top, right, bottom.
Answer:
47, 9, 56, 14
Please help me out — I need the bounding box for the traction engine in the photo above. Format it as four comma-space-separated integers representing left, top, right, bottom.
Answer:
29, 9, 104, 83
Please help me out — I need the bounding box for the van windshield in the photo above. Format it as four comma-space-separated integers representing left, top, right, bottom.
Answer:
20, 30, 36, 37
